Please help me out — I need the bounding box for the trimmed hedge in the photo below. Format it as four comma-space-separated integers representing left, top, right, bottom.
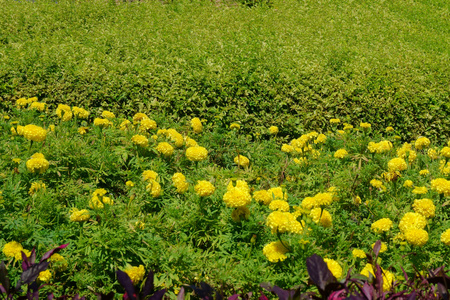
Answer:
1, 0, 449, 141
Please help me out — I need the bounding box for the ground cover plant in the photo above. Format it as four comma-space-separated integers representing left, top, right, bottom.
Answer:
0, 0, 449, 141
1, 100, 450, 298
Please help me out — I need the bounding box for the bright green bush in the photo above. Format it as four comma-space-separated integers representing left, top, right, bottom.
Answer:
0, 0, 449, 142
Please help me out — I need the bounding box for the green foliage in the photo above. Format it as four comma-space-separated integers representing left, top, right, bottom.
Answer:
0, 0, 449, 142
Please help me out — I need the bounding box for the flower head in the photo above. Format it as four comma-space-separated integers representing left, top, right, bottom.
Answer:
139, 118, 157, 132
142, 170, 158, 182
131, 135, 149, 147
56, 104, 72, 121
230, 123, 240, 130
234, 155, 250, 167
72, 107, 90, 119
191, 117, 203, 133
26, 153, 49, 173
334, 149, 348, 159
38, 270, 52, 282
186, 146, 208, 162
22, 124, 47, 142
156, 142, 174, 157
412, 199, 435, 218
269, 126, 279, 135
414, 137, 430, 150
231, 206, 250, 222
69, 208, 90, 222
404, 228, 428, 247
441, 229, 450, 246
371, 218, 393, 233
310, 208, 332, 227
253, 190, 272, 205
352, 249, 366, 259
324, 258, 342, 279
269, 200, 290, 212
146, 180, 161, 198
360, 122, 371, 129
263, 241, 288, 262
101, 111, 115, 119
388, 157, 407, 172
399, 212, 427, 233
124, 265, 145, 284
194, 181, 215, 197
93, 118, 112, 128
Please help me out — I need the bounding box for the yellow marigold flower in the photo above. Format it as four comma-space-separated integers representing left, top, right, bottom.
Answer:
408, 150, 417, 162
405, 229, 428, 247
126, 181, 134, 187
293, 157, 308, 165
440, 229, 450, 246
403, 180, 414, 188
412, 186, 427, 195
334, 149, 348, 159
431, 178, 450, 196
352, 249, 366, 259
16, 98, 28, 108
56, 104, 72, 121
22, 124, 47, 142
26, 153, 49, 173
156, 142, 174, 157
281, 144, 294, 153
414, 137, 430, 150
131, 135, 149, 147
386, 126, 394, 132
69, 208, 90, 222
354, 196, 362, 205
368, 141, 393, 153
266, 211, 303, 234
370, 179, 386, 191
230, 123, 240, 130
330, 118, 340, 124
231, 206, 250, 222
388, 157, 407, 172
234, 155, 250, 167
419, 169, 430, 176
269, 126, 279, 135
124, 265, 145, 284
146, 180, 161, 198
301, 197, 318, 210
186, 146, 208, 161
29, 181, 46, 195
172, 172, 186, 185
142, 170, 158, 182
93, 118, 112, 128
370, 242, 388, 253
191, 117, 203, 134
185, 137, 198, 147
194, 181, 215, 197
337, 130, 345, 135
13, 158, 21, 164
29, 102, 46, 112
441, 147, 450, 158
10, 126, 17, 135
253, 190, 272, 205
101, 111, 115, 119
93, 188, 107, 197
16, 125, 24, 135
119, 120, 132, 131
2, 241, 24, 259
269, 200, 290, 212
262, 241, 288, 263
314, 134, 327, 144
90, 195, 113, 209
343, 123, 353, 130
133, 113, 149, 123
49, 253, 68, 271
428, 148, 438, 159
371, 218, 393, 233
139, 118, 157, 132
72, 107, 90, 119
399, 212, 427, 233
360, 263, 394, 291
314, 192, 334, 206
324, 258, 342, 278
77, 127, 88, 135
167, 129, 184, 147
360, 122, 371, 129
223, 184, 251, 208
382, 171, 399, 182
38, 270, 52, 282
439, 160, 450, 176
310, 208, 332, 227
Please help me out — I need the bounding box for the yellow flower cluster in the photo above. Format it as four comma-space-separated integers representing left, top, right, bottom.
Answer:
266, 211, 303, 234
172, 173, 189, 194
120, 120, 132, 131
194, 180, 215, 197
191, 117, 203, 133
69, 208, 90, 222
262, 241, 288, 262
412, 186, 427, 195
330, 118, 340, 124
142, 170, 158, 182
441, 147, 450, 158
360, 263, 394, 291
26, 153, 49, 173
231, 206, 250, 222
234, 155, 250, 167
370, 179, 386, 191
441, 229, 450, 246
419, 169, 430, 176
230, 123, 240, 130
368, 141, 393, 153
2, 241, 30, 260
131, 135, 149, 147
253, 190, 273, 205
412, 199, 435, 218
281, 144, 294, 153
90, 189, 114, 209
269, 126, 278, 135
93, 118, 113, 128
403, 180, 414, 188
334, 149, 348, 159
397, 143, 417, 162
431, 178, 450, 196
404, 228, 429, 247
439, 160, 450, 176
146, 180, 161, 198
29, 181, 46, 195
139, 118, 157, 132
29, 102, 46, 111
223, 180, 251, 208
166, 129, 184, 147
352, 249, 366, 259
56, 104, 72, 121
399, 212, 427, 233
78, 127, 89, 135
301, 192, 334, 209
156, 142, 174, 157
310, 208, 332, 227
22, 124, 47, 142
371, 218, 393, 233
360, 122, 371, 129
72, 107, 90, 119
101, 111, 115, 119
186, 146, 208, 161
124, 265, 145, 284
314, 134, 327, 144
269, 200, 290, 212
387, 157, 407, 172
49, 253, 68, 271
414, 137, 430, 150
185, 137, 198, 147
428, 148, 439, 159
38, 270, 52, 282
324, 258, 342, 278
133, 113, 148, 123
